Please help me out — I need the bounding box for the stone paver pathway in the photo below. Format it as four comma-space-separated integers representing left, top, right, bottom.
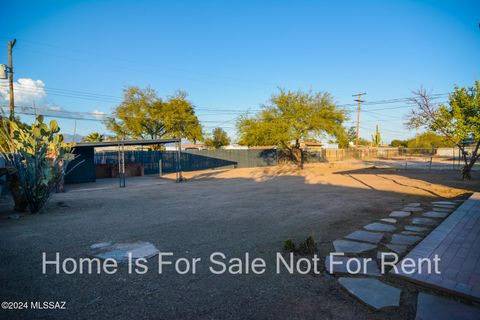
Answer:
390, 211, 411, 218
344, 230, 384, 244
403, 207, 423, 212
390, 234, 422, 246
422, 211, 449, 218
363, 222, 396, 232
392, 193, 480, 301
404, 225, 428, 232
333, 239, 376, 253
338, 278, 401, 310
411, 217, 438, 226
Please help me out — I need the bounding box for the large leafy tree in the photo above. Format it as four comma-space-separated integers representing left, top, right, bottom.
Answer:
205, 127, 230, 149
106, 87, 203, 142
408, 81, 480, 179
237, 89, 347, 166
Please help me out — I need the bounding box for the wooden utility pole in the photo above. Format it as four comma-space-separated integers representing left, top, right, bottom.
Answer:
352, 92, 366, 147
8, 39, 16, 121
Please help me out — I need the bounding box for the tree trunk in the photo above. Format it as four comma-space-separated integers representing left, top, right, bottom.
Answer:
292, 140, 304, 169
460, 141, 480, 180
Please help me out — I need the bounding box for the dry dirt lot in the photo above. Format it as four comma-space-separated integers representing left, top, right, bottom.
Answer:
0, 163, 479, 319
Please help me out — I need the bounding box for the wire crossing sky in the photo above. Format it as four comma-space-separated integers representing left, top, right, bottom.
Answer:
0, 0, 479, 143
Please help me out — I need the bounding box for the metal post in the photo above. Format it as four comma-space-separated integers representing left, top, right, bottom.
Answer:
175, 140, 184, 183
159, 159, 162, 177
118, 141, 125, 188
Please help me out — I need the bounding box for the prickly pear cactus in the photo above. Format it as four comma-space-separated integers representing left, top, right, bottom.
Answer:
0, 116, 74, 213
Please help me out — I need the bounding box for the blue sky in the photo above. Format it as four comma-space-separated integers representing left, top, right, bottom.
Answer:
0, 0, 479, 143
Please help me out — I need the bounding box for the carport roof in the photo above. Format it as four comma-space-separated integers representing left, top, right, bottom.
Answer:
75, 138, 181, 148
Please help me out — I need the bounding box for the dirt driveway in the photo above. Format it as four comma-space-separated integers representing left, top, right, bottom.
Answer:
1, 164, 479, 319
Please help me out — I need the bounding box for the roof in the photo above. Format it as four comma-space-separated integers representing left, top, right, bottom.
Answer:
74, 138, 181, 148
303, 141, 323, 146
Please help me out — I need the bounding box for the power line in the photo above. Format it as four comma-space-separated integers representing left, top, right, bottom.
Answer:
0, 81, 451, 114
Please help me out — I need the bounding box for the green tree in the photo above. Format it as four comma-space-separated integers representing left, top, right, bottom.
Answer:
405, 132, 454, 149
204, 127, 230, 149
408, 81, 480, 179
83, 132, 104, 142
337, 126, 356, 148
371, 125, 381, 147
237, 89, 347, 166
106, 87, 203, 142
339, 126, 369, 147
390, 139, 408, 147
347, 126, 357, 143
357, 138, 371, 146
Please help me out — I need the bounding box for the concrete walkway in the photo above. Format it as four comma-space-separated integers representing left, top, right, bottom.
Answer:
391, 193, 480, 301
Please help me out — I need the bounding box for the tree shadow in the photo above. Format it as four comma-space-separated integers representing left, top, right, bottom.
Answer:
333, 167, 480, 194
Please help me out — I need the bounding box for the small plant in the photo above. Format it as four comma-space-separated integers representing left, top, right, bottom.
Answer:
283, 239, 296, 252
298, 235, 317, 255
0, 116, 75, 213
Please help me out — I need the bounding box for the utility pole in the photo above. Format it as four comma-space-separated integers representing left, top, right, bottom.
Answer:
8, 39, 17, 121
352, 92, 366, 147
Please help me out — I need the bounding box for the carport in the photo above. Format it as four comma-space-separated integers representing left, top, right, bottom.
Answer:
65, 138, 182, 186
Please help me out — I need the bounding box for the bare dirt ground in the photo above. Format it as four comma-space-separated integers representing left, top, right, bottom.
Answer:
0, 163, 479, 319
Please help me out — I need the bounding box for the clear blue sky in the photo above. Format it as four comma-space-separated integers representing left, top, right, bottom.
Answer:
0, 0, 479, 143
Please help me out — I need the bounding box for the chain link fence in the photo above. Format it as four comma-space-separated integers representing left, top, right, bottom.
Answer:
304, 147, 476, 170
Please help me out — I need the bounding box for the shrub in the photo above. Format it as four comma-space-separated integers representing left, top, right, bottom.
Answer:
283, 239, 296, 252
298, 235, 317, 255
0, 116, 74, 213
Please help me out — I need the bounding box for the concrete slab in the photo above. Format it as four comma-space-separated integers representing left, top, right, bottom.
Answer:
344, 230, 384, 244
390, 211, 411, 218
405, 225, 428, 232
415, 292, 480, 320
333, 239, 377, 253
338, 278, 401, 310
90, 242, 112, 249
325, 256, 380, 276
381, 218, 397, 224
390, 234, 422, 246
363, 223, 396, 232
422, 211, 449, 219
411, 217, 438, 226
92, 241, 159, 262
